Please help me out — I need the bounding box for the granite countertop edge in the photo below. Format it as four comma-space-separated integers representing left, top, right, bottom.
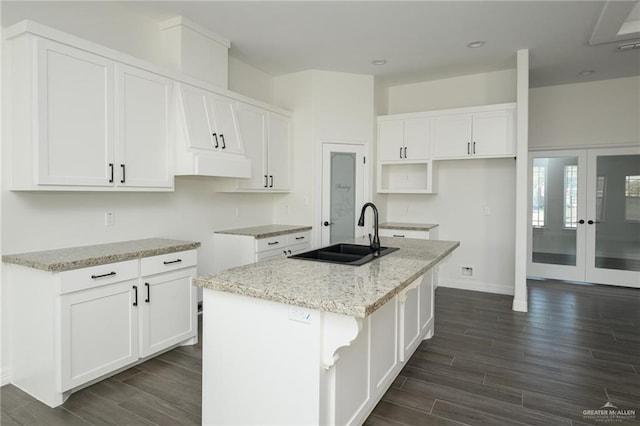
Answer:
2, 239, 201, 272
379, 222, 439, 231
215, 224, 312, 239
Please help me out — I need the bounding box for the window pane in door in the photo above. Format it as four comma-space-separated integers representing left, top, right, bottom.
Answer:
594, 155, 640, 271
330, 152, 356, 244
532, 157, 578, 266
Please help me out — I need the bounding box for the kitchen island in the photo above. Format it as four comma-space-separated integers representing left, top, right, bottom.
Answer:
193, 237, 459, 425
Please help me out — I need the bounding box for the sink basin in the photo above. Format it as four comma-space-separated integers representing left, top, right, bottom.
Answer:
290, 243, 399, 266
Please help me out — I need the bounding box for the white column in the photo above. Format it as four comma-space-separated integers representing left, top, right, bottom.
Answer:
513, 49, 529, 312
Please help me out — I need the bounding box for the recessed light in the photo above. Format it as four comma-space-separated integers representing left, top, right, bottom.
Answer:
579, 70, 595, 76
466, 41, 485, 48
371, 59, 387, 66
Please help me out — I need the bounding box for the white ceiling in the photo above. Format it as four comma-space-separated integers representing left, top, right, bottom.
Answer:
125, 1, 640, 88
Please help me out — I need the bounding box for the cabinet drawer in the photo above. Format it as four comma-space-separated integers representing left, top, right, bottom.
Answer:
256, 235, 287, 253
286, 231, 311, 246
256, 248, 286, 262
59, 260, 138, 295
141, 250, 197, 277
379, 229, 429, 240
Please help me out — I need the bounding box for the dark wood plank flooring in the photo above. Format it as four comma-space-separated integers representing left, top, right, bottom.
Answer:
2, 280, 639, 425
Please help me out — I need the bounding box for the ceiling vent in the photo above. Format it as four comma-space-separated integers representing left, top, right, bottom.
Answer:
617, 40, 640, 51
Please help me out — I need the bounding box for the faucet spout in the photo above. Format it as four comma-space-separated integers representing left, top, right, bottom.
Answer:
357, 202, 380, 255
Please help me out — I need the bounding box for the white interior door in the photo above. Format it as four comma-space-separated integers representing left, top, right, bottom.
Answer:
321, 143, 365, 246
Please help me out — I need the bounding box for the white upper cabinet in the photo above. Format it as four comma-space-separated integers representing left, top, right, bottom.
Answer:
236, 102, 291, 191
267, 112, 292, 190
8, 34, 174, 191
175, 83, 251, 178
209, 94, 243, 155
378, 118, 430, 162
36, 39, 115, 187
116, 65, 173, 188
431, 104, 515, 160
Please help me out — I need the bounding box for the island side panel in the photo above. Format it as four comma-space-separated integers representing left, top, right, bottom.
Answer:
202, 289, 323, 425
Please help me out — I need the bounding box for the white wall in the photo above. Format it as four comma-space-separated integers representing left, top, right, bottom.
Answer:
387, 69, 516, 114
228, 56, 275, 104
273, 70, 375, 245
387, 160, 516, 295
529, 76, 640, 149
0, 1, 280, 385
385, 69, 518, 295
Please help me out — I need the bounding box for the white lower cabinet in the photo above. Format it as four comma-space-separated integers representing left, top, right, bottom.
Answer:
139, 256, 198, 357
379, 227, 439, 240
8, 250, 197, 407
332, 271, 434, 425
60, 280, 139, 391
212, 229, 311, 271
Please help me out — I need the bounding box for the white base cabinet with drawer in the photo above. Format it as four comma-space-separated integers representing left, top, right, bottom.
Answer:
379, 227, 439, 240
212, 230, 311, 271
7, 250, 197, 407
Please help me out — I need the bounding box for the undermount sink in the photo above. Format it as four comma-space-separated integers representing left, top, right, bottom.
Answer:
290, 243, 399, 266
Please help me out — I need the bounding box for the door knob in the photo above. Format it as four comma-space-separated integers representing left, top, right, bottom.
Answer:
587, 220, 599, 225
578, 219, 585, 224
323, 221, 334, 226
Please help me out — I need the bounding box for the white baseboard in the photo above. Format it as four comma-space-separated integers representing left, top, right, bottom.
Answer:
0, 367, 11, 386
438, 278, 515, 296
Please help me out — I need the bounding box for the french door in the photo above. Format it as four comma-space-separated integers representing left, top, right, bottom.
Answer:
528, 147, 640, 288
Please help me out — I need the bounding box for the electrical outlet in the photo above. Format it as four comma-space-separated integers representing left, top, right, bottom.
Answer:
461, 266, 473, 277
235, 207, 239, 217
105, 211, 114, 226
484, 206, 491, 216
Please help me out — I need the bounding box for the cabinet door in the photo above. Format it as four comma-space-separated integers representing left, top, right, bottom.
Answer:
399, 282, 420, 362
472, 109, 515, 158
419, 271, 434, 335
116, 65, 173, 188
431, 113, 473, 159
179, 84, 216, 151
140, 269, 197, 358
236, 103, 268, 189
403, 118, 430, 160
60, 281, 138, 391
378, 120, 404, 161
210, 95, 244, 155
267, 112, 291, 190
36, 39, 114, 186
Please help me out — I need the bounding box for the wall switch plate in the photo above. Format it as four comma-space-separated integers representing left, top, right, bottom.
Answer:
105, 212, 114, 226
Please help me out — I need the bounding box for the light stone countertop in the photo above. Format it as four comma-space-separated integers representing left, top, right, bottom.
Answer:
214, 224, 312, 239
2, 238, 201, 272
193, 238, 459, 318
380, 222, 439, 231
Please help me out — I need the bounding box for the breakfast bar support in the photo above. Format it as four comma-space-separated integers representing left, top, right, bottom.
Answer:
201, 270, 436, 426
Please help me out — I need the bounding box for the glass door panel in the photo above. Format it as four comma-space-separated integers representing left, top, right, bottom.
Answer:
329, 152, 356, 244
586, 149, 640, 287
528, 151, 587, 282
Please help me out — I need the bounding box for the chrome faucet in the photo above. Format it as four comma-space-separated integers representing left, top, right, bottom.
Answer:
357, 202, 380, 255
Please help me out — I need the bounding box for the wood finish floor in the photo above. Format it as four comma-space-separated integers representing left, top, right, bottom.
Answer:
2, 280, 639, 425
